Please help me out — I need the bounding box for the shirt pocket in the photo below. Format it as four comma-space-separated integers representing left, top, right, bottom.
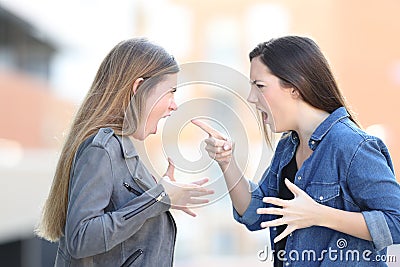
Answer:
306, 182, 340, 206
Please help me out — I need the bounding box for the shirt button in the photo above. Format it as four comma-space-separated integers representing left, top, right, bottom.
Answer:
311, 140, 315, 145
272, 227, 277, 231
289, 233, 293, 237
285, 262, 290, 266
319, 196, 324, 201
104, 129, 111, 133
297, 176, 302, 180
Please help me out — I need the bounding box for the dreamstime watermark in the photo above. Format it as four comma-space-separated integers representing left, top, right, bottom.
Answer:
257, 238, 397, 263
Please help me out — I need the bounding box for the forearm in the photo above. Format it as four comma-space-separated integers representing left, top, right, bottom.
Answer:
317, 204, 372, 241
220, 159, 252, 215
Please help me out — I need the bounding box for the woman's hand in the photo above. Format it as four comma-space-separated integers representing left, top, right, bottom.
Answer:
160, 158, 214, 217
257, 178, 321, 243
191, 119, 234, 170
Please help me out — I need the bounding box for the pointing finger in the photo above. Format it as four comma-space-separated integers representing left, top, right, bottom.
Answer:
191, 119, 227, 140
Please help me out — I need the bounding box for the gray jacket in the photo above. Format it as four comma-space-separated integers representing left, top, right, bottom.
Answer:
55, 128, 176, 267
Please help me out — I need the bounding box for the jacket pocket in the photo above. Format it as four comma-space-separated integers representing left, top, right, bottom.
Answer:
123, 182, 142, 196
121, 249, 143, 267
306, 182, 340, 204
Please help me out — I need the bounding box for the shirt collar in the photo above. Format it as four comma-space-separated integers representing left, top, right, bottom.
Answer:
287, 107, 349, 150
310, 106, 349, 142
289, 131, 300, 145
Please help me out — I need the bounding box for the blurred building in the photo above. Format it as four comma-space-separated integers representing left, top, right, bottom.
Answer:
0, 4, 74, 267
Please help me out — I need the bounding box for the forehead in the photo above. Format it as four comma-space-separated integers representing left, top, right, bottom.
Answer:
152, 73, 177, 91
161, 73, 177, 85
250, 56, 271, 79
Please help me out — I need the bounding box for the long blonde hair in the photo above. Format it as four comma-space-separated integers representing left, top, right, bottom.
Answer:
36, 38, 179, 242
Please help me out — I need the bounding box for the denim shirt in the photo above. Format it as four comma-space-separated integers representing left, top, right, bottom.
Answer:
234, 107, 400, 266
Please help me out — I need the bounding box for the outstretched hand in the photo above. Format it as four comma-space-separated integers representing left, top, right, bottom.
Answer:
160, 158, 214, 217
256, 178, 321, 243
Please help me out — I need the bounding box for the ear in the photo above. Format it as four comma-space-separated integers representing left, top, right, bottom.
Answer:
289, 88, 300, 99
132, 77, 144, 95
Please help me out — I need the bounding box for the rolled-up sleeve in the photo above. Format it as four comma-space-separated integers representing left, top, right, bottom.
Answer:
362, 210, 393, 251
347, 138, 400, 251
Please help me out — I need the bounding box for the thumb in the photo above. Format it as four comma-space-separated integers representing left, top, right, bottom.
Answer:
165, 157, 175, 181
285, 178, 302, 197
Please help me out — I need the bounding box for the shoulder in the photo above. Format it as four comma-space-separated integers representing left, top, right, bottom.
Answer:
327, 118, 389, 155
76, 128, 123, 159
92, 128, 115, 148
329, 118, 375, 144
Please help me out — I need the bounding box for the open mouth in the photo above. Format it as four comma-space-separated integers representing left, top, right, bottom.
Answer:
260, 110, 268, 124
261, 112, 268, 123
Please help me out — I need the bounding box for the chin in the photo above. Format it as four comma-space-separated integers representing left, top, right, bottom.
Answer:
145, 127, 158, 137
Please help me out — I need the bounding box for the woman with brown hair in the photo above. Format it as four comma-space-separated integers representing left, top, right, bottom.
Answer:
36, 38, 213, 267
193, 36, 400, 266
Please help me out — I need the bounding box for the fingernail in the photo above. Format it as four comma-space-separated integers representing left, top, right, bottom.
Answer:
223, 144, 230, 150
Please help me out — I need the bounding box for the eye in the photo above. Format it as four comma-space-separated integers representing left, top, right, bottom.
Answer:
250, 80, 266, 90
255, 84, 266, 89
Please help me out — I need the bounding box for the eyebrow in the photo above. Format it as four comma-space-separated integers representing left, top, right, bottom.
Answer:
250, 79, 266, 84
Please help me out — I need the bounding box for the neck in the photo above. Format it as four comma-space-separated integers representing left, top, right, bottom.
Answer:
294, 102, 329, 147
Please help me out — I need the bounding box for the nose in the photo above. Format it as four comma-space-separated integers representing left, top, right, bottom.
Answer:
170, 98, 178, 111
247, 88, 258, 104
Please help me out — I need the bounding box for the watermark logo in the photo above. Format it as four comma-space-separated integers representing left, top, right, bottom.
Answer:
258, 238, 397, 263
336, 238, 347, 249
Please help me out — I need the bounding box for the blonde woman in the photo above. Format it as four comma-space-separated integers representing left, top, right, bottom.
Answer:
36, 38, 213, 267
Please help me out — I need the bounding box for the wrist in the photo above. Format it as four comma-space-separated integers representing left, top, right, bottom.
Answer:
314, 203, 332, 228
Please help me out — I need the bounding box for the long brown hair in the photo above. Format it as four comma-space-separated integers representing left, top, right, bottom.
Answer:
36, 38, 179, 242
249, 36, 360, 144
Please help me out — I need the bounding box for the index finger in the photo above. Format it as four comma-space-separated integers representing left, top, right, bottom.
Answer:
191, 119, 227, 140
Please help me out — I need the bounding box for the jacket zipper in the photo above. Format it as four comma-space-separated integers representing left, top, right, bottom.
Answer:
123, 182, 142, 196
120, 249, 143, 267
123, 191, 166, 220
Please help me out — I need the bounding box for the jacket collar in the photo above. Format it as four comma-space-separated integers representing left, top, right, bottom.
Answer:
115, 134, 138, 158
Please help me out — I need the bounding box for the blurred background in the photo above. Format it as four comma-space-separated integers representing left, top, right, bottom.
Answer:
1, 0, 399, 266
